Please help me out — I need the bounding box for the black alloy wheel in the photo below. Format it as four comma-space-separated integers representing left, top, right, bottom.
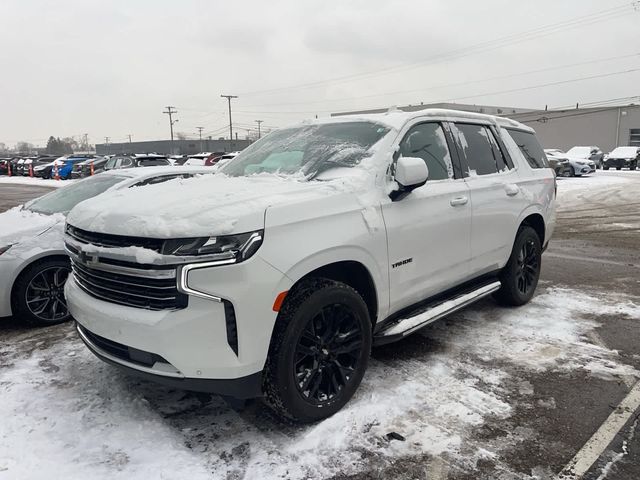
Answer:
515, 238, 539, 296
494, 226, 542, 306
263, 278, 372, 423
293, 304, 363, 405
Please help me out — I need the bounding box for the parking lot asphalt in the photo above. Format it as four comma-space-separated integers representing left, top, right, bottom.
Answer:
0, 172, 638, 480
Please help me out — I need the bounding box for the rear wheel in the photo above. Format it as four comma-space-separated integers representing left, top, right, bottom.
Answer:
263, 278, 371, 423
494, 226, 541, 306
616, 167, 621, 170
12, 258, 71, 326
603, 166, 610, 170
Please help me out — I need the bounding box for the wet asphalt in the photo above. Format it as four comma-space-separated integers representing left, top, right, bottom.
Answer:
0, 175, 638, 479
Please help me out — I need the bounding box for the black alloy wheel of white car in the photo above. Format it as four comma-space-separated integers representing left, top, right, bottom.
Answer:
494, 226, 542, 306
263, 278, 372, 423
12, 258, 71, 326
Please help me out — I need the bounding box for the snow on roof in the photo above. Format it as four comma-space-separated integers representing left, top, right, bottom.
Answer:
308, 108, 533, 133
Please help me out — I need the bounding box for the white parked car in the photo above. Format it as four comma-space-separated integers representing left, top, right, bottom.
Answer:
565, 146, 603, 175
0, 167, 213, 326
65, 109, 556, 422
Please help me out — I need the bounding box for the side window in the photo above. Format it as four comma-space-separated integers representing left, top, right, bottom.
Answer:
454, 123, 507, 176
399, 122, 453, 181
506, 129, 549, 169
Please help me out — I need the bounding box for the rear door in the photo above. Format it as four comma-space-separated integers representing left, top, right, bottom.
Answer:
449, 122, 522, 276
382, 121, 472, 313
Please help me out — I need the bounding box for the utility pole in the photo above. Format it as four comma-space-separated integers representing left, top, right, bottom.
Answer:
220, 94, 238, 150
104, 136, 110, 155
196, 126, 204, 152
255, 120, 263, 139
127, 134, 133, 143
82, 133, 89, 151
163, 106, 178, 153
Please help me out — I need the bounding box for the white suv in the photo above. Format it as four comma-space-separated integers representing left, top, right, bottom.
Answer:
65, 109, 556, 422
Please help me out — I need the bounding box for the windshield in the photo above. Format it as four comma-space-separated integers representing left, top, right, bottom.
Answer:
26, 174, 127, 215
220, 121, 390, 179
567, 147, 592, 156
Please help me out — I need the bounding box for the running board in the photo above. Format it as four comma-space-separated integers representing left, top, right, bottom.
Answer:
374, 281, 501, 345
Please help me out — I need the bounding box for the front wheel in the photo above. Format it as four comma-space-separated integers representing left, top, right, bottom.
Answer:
263, 278, 372, 423
569, 166, 576, 177
494, 226, 542, 306
11, 258, 71, 326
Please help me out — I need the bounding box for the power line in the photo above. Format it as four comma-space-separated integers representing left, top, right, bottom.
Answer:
241, 52, 640, 109
238, 2, 636, 97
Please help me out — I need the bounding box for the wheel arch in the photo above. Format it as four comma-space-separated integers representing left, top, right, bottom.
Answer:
282, 253, 382, 326
518, 212, 545, 247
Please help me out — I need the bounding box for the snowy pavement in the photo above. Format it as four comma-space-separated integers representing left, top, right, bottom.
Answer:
1, 170, 639, 479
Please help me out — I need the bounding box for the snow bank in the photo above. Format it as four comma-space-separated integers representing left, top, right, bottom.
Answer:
1, 287, 637, 479
0, 177, 75, 188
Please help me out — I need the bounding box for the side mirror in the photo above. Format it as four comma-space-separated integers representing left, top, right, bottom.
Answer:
390, 156, 428, 201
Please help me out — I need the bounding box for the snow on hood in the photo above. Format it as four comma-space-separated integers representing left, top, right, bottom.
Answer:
66, 173, 355, 238
0, 207, 65, 246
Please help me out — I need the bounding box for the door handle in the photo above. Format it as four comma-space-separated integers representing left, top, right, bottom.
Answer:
504, 184, 520, 196
450, 196, 468, 206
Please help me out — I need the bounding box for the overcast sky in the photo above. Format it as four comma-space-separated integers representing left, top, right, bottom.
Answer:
1, 0, 639, 147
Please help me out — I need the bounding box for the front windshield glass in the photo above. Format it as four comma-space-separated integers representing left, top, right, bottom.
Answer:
26, 174, 127, 214
220, 121, 390, 179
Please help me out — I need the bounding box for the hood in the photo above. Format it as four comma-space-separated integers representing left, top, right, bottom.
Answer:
0, 207, 65, 246
66, 174, 353, 238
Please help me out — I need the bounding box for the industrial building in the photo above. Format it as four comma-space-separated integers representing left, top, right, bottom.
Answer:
333, 102, 640, 153
95, 138, 252, 156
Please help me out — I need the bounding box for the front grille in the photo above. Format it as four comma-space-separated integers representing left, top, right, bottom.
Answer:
67, 225, 165, 252
72, 259, 187, 310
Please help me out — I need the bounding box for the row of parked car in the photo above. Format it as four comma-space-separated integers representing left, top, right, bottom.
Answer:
0, 151, 241, 179
544, 145, 640, 177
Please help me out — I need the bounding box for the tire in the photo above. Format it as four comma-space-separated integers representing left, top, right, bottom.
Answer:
603, 166, 609, 170
569, 166, 576, 177
11, 257, 71, 326
616, 167, 621, 170
263, 278, 372, 423
494, 226, 542, 307
630, 162, 637, 171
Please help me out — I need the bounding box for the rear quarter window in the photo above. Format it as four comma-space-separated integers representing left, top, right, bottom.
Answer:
506, 129, 549, 169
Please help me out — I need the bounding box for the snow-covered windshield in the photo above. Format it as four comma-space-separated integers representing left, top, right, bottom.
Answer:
26, 174, 127, 215
567, 146, 593, 157
220, 121, 390, 179
609, 147, 639, 158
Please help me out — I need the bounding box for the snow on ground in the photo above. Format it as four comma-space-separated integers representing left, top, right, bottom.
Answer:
556, 170, 637, 204
1, 287, 638, 480
0, 176, 75, 188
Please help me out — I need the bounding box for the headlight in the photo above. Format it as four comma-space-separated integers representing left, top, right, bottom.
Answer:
0, 244, 13, 256
161, 230, 263, 262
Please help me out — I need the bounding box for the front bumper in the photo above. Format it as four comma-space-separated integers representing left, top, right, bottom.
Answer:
76, 322, 263, 397
66, 253, 290, 396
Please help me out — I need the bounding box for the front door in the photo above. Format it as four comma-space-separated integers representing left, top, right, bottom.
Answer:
382, 121, 472, 314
